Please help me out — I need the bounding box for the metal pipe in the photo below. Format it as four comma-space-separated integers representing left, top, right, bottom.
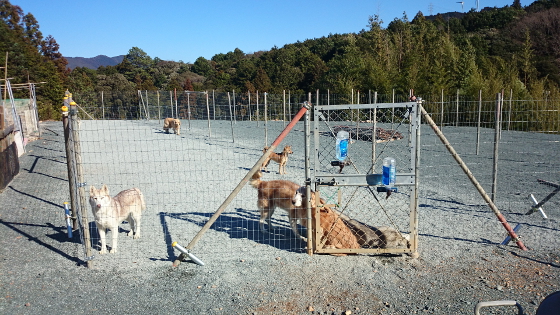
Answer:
172, 242, 204, 266
63, 202, 73, 238
304, 102, 312, 255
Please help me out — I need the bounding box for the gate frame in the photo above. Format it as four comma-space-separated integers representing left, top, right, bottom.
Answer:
306, 101, 421, 257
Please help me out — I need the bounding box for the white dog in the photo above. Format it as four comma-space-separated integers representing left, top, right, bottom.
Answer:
89, 185, 146, 254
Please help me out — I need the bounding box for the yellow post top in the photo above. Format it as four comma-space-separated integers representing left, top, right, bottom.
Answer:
63, 96, 68, 100
171, 241, 178, 247
61, 105, 68, 112
70, 101, 76, 106
63, 201, 69, 204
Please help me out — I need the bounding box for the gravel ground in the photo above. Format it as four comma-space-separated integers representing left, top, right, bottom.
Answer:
0, 118, 559, 315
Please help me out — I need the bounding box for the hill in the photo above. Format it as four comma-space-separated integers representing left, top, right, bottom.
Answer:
65, 55, 124, 70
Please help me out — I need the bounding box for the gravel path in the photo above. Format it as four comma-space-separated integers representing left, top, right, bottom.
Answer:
0, 119, 558, 315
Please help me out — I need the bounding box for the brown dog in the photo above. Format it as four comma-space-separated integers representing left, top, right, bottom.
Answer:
293, 187, 409, 250
163, 117, 181, 135
249, 171, 307, 240
262, 145, 293, 174
292, 187, 361, 255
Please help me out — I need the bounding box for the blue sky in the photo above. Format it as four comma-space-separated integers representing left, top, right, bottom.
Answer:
12, 0, 532, 63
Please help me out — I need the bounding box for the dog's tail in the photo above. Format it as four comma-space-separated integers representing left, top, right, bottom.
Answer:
249, 171, 262, 188
134, 188, 147, 211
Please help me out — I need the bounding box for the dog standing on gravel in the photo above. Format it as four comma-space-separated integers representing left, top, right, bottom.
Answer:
249, 171, 307, 240
89, 185, 146, 254
261, 145, 293, 174
163, 117, 181, 135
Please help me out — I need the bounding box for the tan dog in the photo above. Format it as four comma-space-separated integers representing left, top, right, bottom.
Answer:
293, 187, 409, 250
89, 185, 146, 254
262, 145, 293, 174
163, 117, 181, 135
249, 171, 307, 240
292, 187, 360, 255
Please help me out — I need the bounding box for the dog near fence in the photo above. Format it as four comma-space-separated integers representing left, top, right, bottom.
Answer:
58, 90, 558, 269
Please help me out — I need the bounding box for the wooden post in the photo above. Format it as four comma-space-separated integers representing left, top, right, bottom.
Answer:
61, 105, 77, 230
283, 90, 286, 128
68, 93, 95, 267
205, 92, 211, 137
491, 93, 502, 203
228, 92, 234, 142
440, 89, 444, 129
264, 92, 268, 145
476, 90, 482, 155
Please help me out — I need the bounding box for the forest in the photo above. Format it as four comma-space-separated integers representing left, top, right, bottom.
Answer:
1, 0, 560, 120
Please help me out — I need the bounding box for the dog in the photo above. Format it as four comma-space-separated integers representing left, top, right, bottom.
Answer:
261, 145, 293, 174
249, 171, 307, 240
292, 187, 361, 255
292, 187, 409, 251
89, 185, 146, 254
163, 117, 181, 135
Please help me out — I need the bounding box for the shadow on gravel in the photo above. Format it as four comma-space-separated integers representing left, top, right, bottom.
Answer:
161, 209, 306, 253
0, 220, 81, 264
419, 232, 495, 246
8, 186, 66, 209
510, 251, 560, 268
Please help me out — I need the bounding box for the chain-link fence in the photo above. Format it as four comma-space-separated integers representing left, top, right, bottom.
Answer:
309, 102, 420, 255
59, 90, 558, 268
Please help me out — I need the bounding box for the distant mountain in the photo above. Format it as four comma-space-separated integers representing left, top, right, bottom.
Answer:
65, 55, 124, 70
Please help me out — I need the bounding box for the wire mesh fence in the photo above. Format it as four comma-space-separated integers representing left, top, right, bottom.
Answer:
53, 90, 560, 267
309, 102, 419, 255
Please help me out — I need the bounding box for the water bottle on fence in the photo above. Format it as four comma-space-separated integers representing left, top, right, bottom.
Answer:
336, 130, 349, 162
382, 157, 396, 188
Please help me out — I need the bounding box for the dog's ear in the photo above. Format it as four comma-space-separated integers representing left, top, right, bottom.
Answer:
89, 185, 95, 194
101, 184, 109, 195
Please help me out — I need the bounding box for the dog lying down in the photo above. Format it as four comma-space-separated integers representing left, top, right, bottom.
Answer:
292, 186, 410, 254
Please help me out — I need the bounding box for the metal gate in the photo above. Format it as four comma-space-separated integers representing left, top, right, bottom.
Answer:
305, 100, 421, 257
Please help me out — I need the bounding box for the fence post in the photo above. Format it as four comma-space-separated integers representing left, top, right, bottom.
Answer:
228, 92, 234, 143
304, 101, 312, 255
67, 92, 95, 267
61, 102, 77, 230
206, 91, 211, 137
440, 89, 444, 129
507, 89, 513, 131
157, 90, 161, 123
283, 90, 286, 128
491, 93, 502, 203
476, 90, 482, 155
187, 91, 191, 130
264, 92, 268, 145
233, 90, 236, 124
